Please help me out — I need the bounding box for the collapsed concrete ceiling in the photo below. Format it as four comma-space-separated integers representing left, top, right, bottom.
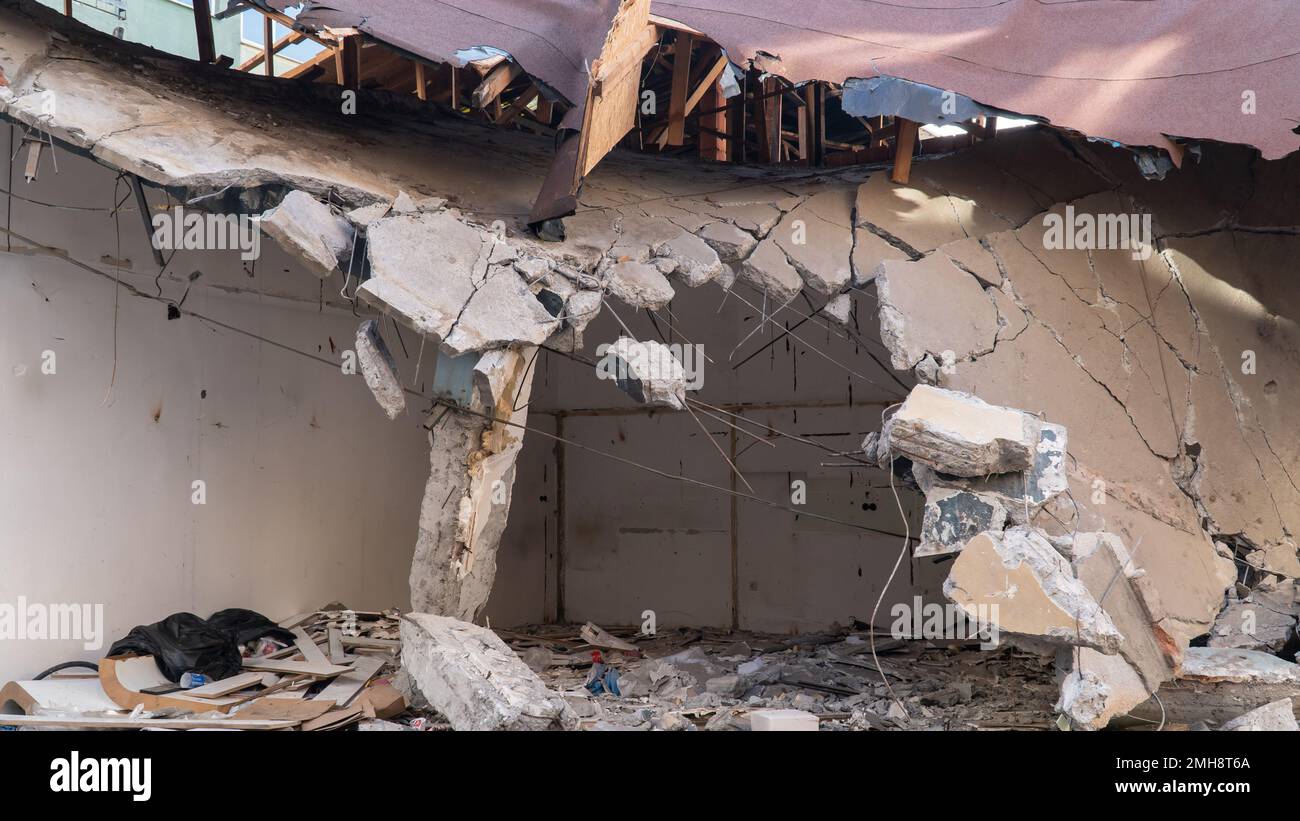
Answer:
2, 0, 1297, 731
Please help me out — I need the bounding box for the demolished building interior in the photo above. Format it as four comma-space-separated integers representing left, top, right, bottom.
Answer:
0, 0, 1297, 734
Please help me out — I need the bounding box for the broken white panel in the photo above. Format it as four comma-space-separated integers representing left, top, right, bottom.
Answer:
885, 385, 1042, 478
258, 190, 352, 278
400, 613, 574, 731
750, 709, 819, 731
355, 319, 406, 420
599, 337, 688, 410
944, 527, 1123, 653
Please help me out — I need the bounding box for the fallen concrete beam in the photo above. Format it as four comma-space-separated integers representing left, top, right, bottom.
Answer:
400, 613, 574, 731
885, 385, 1041, 478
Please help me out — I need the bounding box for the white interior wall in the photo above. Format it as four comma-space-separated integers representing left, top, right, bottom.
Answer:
0, 131, 430, 683
486, 271, 931, 634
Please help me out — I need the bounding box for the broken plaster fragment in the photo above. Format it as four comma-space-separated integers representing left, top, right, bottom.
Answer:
916, 487, 1008, 557
258, 190, 352, 279
601, 337, 688, 411
822, 293, 853, 327
355, 319, 406, 420
944, 527, 1123, 654
885, 385, 1042, 478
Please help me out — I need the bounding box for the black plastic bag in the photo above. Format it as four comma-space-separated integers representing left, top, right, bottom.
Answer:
107, 612, 242, 682
206, 608, 296, 648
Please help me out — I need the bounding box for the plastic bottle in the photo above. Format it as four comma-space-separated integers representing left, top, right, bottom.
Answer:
179, 671, 209, 689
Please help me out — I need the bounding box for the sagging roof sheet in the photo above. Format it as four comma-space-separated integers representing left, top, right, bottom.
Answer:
268, 0, 626, 129
658, 0, 1300, 159
284, 0, 1300, 160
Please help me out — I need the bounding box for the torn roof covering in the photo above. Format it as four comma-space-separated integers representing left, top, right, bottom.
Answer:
276, 0, 1300, 161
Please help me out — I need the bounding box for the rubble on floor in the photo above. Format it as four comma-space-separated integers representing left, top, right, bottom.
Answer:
496, 623, 1062, 731
1218, 698, 1298, 732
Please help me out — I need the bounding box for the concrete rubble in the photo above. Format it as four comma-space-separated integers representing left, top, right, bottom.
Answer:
257, 190, 353, 279
601, 337, 689, 411
400, 613, 574, 731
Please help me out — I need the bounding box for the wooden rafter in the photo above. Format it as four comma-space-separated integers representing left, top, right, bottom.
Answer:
192, 0, 216, 64
238, 29, 306, 73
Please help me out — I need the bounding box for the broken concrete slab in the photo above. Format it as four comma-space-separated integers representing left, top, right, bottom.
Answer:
258, 190, 352, 279
1071, 531, 1176, 690
355, 319, 406, 420
944, 527, 1123, 653
885, 385, 1042, 478
360, 212, 490, 342
1208, 601, 1296, 652
604, 260, 675, 309
443, 265, 561, 353
401, 613, 574, 731
771, 189, 855, 295
1056, 647, 1150, 730
875, 255, 1000, 371
652, 233, 723, 287
738, 237, 803, 303
600, 337, 688, 410
1179, 646, 1300, 685
1219, 698, 1298, 731
916, 487, 1007, 557
822, 292, 853, 327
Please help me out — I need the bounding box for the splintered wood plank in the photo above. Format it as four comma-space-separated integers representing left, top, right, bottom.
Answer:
312, 656, 384, 706
328, 627, 346, 664
241, 658, 352, 677
890, 117, 919, 184
192, 0, 216, 64
292, 627, 330, 665
663, 33, 694, 145
472, 60, 523, 109
187, 672, 266, 699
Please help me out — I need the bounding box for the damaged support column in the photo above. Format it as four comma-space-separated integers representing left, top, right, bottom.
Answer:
410, 347, 537, 622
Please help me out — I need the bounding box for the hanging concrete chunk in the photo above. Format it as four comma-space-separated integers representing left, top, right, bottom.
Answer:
400, 613, 574, 731
912, 422, 1067, 524
916, 488, 1007, 557
885, 385, 1042, 478
355, 319, 406, 420
604, 260, 675, 309
600, 337, 688, 410
944, 527, 1123, 653
739, 237, 803, 303
258, 190, 352, 278
1056, 647, 1150, 730
699, 220, 757, 262
1219, 698, 1299, 731
652, 233, 724, 287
